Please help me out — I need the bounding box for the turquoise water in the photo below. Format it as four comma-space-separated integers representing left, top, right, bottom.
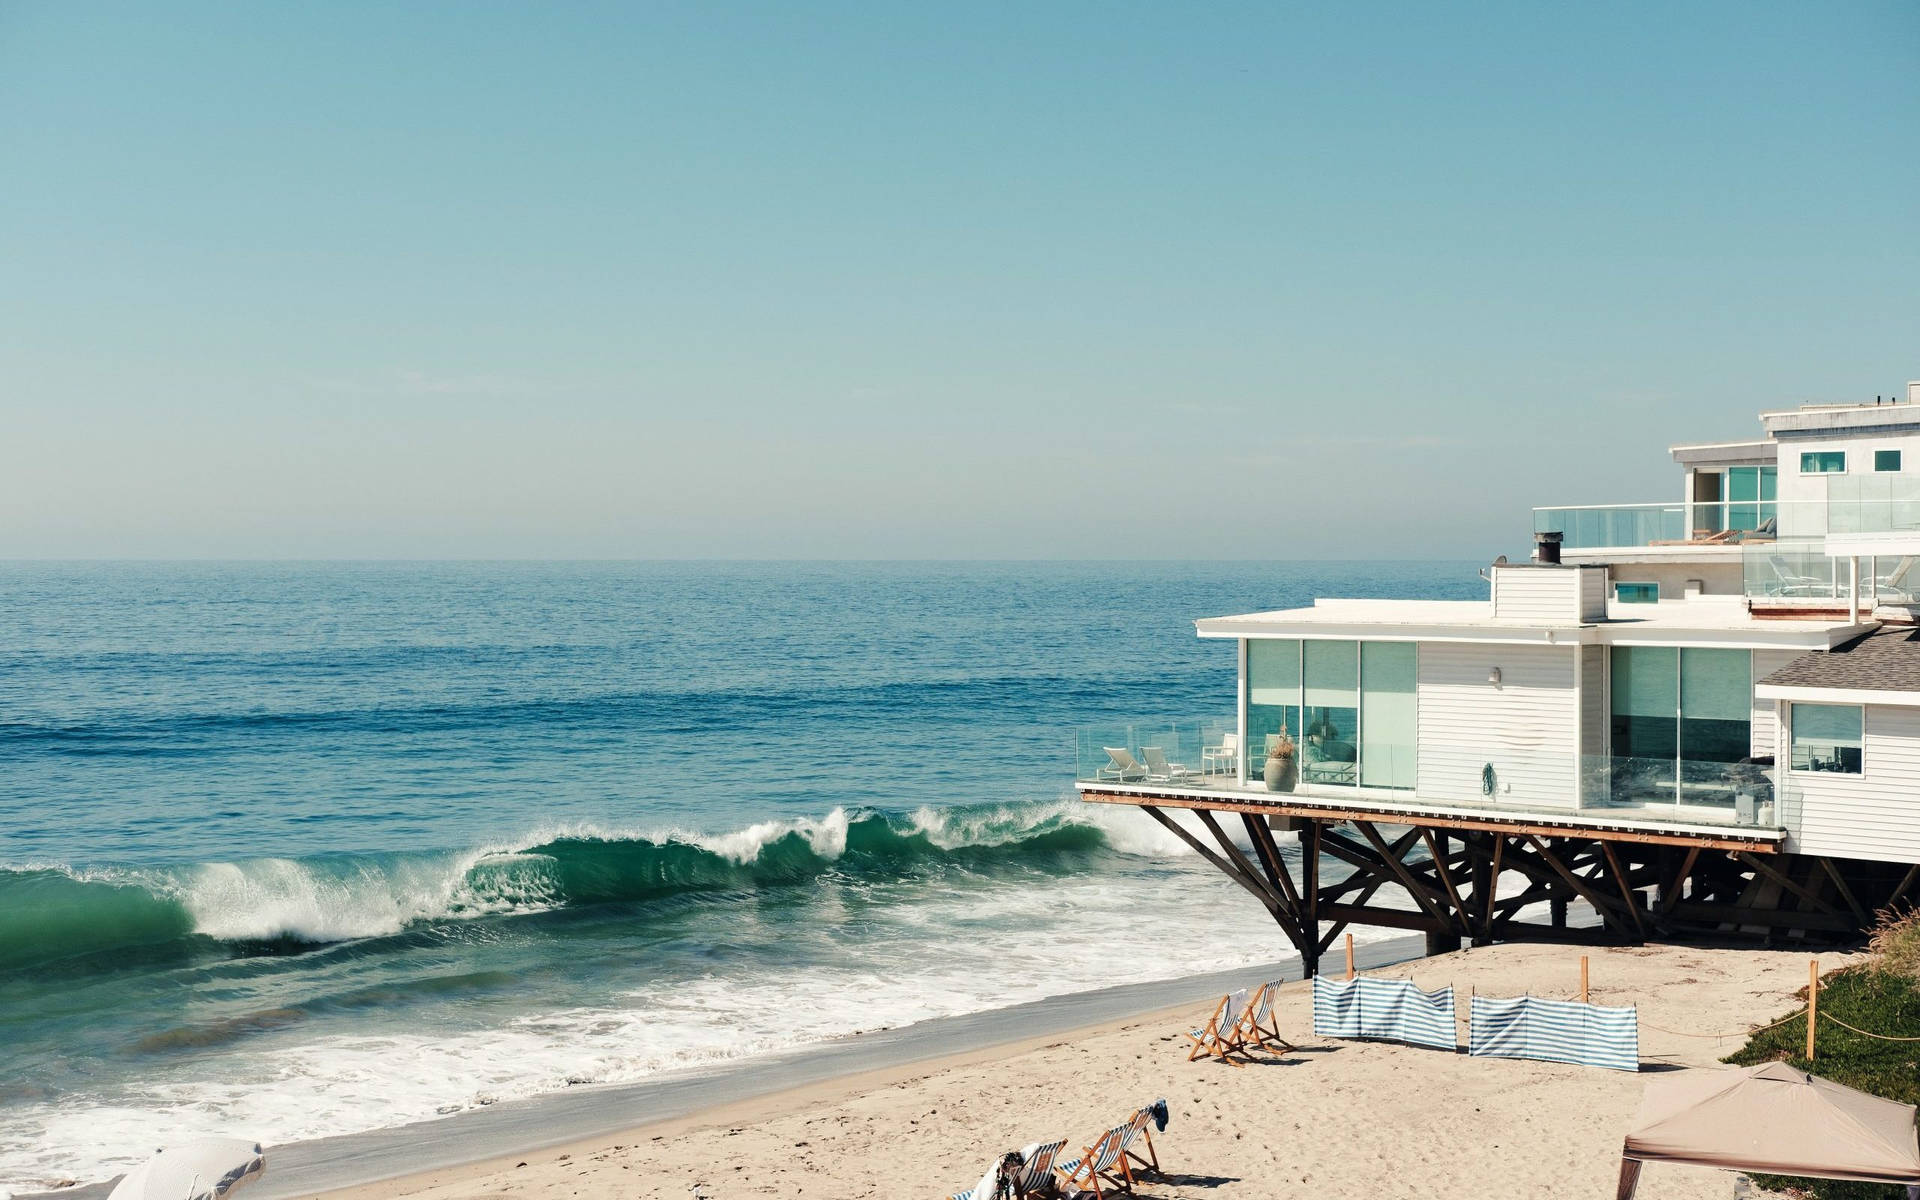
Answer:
0, 561, 1478, 1189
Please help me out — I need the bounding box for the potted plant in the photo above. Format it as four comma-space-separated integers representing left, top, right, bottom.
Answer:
1263, 732, 1298, 792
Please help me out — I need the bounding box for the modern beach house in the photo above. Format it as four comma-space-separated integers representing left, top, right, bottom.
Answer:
1078, 385, 1920, 974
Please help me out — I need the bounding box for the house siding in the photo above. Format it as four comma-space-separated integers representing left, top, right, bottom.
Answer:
1749, 649, 1800, 759
1417, 642, 1578, 811
1787, 704, 1920, 864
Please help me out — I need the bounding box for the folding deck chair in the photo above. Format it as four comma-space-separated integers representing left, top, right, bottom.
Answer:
1232, 980, 1294, 1056
1012, 1140, 1066, 1199
948, 1150, 1024, 1200
1182, 988, 1247, 1066
1053, 1124, 1133, 1199
1117, 1104, 1163, 1181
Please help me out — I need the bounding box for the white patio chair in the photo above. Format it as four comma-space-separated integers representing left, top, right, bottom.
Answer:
1140, 746, 1197, 783
1201, 731, 1238, 776
1096, 747, 1148, 783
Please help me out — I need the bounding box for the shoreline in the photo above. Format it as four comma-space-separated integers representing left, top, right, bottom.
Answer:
38, 932, 1430, 1200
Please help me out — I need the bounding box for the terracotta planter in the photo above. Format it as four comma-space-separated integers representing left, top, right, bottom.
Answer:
1263, 756, 1297, 792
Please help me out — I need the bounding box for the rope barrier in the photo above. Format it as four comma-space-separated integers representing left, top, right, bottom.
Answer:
1637, 1008, 1809, 1041
1819, 1014, 1920, 1043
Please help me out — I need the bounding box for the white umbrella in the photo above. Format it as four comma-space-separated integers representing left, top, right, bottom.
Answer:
108, 1139, 265, 1200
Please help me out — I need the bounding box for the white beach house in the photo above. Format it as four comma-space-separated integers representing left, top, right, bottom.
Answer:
1077, 384, 1920, 971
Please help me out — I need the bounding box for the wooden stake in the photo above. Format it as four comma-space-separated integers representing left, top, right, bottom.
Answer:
1806, 958, 1818, 1063
1345, 933, 1355, 980
1580, 955, 1590, 1005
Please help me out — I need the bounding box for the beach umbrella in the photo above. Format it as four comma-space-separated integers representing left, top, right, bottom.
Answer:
108, 1139, 266, 1200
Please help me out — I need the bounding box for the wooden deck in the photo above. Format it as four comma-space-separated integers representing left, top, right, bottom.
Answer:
1078, 784, 1913, 975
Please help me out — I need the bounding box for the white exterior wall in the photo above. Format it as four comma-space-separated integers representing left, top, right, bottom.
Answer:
1490, 565, 1608, 623
1776, 430, 1920, 536
1788, 704, 1920, 864
1749, 649, 1800, 758
1417, 642, 1578, 811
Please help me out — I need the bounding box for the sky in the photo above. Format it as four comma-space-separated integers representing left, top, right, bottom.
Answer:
1, 2, 1916, 559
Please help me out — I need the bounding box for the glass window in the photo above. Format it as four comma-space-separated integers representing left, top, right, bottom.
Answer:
1727, 467, 1778, 532
1877, 449, 1903, 473
1359, 642, 1416, 789
1615, 582, 1658, 604
1801, 451, 1847, 474
1790, 704, 1863, 773
1679, 648, 1750, 764
1302, 640, 1358, 787
1245, 639, 1300, 775
1611, 646, 1677, 778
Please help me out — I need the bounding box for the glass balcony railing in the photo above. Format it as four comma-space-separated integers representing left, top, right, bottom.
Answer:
1578, 754, 1782, 827
1533, 504, 1686, 550
1743, 539, 1920, 602
1075, 719, 1239, 787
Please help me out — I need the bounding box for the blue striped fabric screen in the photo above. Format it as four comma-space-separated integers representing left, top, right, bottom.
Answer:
1468, 994, 1639, 1072
1311, 974, 1457, 1051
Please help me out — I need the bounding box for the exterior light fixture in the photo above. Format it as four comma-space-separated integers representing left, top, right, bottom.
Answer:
1489, 667, 1502, 686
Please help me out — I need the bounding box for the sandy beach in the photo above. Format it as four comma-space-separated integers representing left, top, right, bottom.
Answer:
296, 941, 1856, 1200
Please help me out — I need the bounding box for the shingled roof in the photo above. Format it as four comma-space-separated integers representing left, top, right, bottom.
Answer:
1759, 625, 1920, 693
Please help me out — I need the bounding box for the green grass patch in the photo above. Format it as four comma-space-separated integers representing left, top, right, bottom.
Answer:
1721, 912, 1920, 1199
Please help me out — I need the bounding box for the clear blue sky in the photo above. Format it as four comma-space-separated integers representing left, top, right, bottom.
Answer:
2, 2, 1915, 559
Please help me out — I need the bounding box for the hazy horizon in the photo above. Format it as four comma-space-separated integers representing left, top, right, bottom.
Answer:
4, 2, 1916, 560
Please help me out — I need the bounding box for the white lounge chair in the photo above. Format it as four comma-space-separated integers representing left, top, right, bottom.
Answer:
1096, 748, 1147, 783
1140, 746, 1196, 783
1201, 731, 1238, 776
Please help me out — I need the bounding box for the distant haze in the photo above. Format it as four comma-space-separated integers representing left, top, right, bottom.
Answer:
2, 2, 1916, 559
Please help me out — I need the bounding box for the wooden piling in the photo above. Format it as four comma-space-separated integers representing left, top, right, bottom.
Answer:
1806, 958, 1818, 1063
1345, 933, 1355, 980
1580, 955, 1589, 1004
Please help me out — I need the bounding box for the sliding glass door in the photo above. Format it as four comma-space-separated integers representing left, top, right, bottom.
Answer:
1241, 639, 1415, 790
1607, 646, 1751, 810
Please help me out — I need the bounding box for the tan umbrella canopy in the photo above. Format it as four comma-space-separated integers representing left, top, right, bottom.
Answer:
1618, 1062, 1920, 1199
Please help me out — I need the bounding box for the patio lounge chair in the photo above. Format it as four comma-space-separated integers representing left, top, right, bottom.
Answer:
1233, 980, 1294, 1056
1182, 988, 1247, 1067
1140, 746, 1197, 783
1096, 748, 1147, 783
1200, 731, 1238, 776
1053, 1125, 1133, 1200
1765, 556, 1827, 598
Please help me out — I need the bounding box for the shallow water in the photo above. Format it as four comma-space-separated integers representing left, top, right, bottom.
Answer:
0, 560, 1479, 1189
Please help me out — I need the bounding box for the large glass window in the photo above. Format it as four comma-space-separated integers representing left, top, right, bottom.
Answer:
1801, 451, 1847, 474
1790, 704, 1863, 774
1241, 638, 1414, 791
1302, 640, 1359, 786
1359, 642, 1416, 789
1877, 449, 1903, 473
1609, 647, 1752, 809
1727, 466, 1777, 533
1246, 639, 1300, 773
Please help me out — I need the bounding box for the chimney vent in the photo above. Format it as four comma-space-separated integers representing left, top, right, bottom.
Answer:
1534, 530, 1563, 565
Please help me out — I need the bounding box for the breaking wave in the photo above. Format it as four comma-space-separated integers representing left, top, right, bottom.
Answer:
0, 800, 1196, 971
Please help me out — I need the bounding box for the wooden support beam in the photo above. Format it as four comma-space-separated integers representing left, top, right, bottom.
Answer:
1483, 834, 1504, 941
1318, 902, 1448, 934
1239, 812, 1305, 919
1664, 901, 1858, 934
1890, 862, 1920, 910
1816, 857, 1868, 925
1138, 806, 1287, 922
1421, 828, 1470, 936
1600, 841, 1647, 941
1302, 820, 1322, 977
1525, 836, 1633, 937
1192, 808, 1297, 928
1352, 821, 1456, 930
1736, 851, 1845, 918
1661, 846, 1701, 915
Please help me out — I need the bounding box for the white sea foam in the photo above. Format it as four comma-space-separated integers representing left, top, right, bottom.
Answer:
0, 832, 1406, 1193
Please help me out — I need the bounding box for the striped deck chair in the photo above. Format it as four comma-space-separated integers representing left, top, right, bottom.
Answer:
1012, 1140, 1066, 1198
1232, 980, 1294, 1056
948, 1150, 1024, 1200
1182, 987, 1247, 1066
1118, 1104, 1163, 1180
1053, 1125, 1133, 1199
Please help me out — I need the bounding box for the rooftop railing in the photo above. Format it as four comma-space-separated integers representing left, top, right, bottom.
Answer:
1537, 489, 1920, 553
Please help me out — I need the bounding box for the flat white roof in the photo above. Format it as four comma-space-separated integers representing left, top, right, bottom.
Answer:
1196, 597, 1871, 649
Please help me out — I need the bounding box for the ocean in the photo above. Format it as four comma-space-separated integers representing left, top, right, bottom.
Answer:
0, 560, 1481, 1191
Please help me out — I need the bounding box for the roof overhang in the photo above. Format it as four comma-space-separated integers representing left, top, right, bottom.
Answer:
1754, 683, 1920, 708
1562, 545, 1745, 566
1196, 614, 1872, 651
1669, 439, 1775, 467
1818, 531, 1920, 558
